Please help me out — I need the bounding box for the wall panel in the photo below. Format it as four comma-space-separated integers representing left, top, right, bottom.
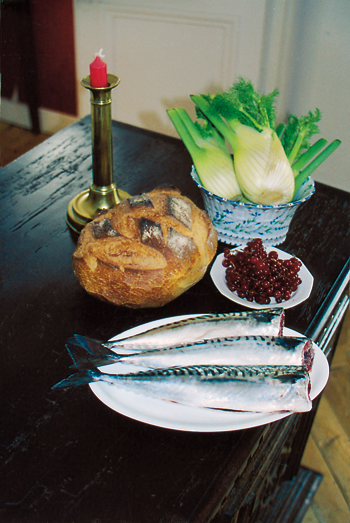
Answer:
74, 0, 267, 136
104, 11, 237, 135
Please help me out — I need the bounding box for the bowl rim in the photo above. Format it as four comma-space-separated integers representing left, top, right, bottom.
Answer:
190, 165, 315, 209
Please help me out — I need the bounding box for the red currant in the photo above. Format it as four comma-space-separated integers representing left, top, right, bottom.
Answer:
223, 239, 303, 304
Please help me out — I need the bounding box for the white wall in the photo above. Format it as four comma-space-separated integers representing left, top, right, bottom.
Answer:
281, 0, 350, 193
74, 0, 268, 136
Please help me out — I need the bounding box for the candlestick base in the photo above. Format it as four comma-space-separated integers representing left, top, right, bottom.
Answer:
66, 183, 130, 233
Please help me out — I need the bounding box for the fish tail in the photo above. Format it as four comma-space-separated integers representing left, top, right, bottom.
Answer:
52, 368, 101, 389
66, 335, 120, 367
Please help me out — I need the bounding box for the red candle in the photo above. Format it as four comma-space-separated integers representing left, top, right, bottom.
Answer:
90, 55, 108, 87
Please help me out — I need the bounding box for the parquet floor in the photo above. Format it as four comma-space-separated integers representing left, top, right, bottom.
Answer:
1, 120, 349, 523
301, 308, 350, 523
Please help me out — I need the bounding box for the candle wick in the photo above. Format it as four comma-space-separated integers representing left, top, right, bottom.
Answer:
95, 48, 105, 58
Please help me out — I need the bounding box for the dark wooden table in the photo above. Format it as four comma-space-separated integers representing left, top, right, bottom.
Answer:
1, 116, 349, 523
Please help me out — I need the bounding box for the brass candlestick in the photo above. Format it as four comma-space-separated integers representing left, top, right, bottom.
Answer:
67, 73, 130, 233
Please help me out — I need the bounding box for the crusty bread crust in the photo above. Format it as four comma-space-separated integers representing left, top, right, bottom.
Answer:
72, 187, 218, 307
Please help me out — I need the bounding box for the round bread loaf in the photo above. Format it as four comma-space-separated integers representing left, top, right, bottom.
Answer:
72, 186, 218, 308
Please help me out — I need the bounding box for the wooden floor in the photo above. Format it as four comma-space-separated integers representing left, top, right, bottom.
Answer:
1, 121, 349, 523
301, 308, 350, 523
0, 120, 50, 167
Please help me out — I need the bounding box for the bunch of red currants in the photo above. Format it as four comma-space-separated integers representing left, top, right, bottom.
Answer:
222, 238, 302, 305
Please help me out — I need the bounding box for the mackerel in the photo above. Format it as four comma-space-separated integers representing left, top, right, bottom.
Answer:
67, 335, 314, 371
72, 309, 284, 356
52, 364, 312, 414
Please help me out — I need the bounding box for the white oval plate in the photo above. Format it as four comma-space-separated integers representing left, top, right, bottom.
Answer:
210, 246, 314, 310
89, 315, 328, 432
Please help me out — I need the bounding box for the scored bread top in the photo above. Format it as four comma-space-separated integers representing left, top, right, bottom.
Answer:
72, 186, 218, 308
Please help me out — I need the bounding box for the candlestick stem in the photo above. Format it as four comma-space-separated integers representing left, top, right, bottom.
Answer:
67, 73, 130, 233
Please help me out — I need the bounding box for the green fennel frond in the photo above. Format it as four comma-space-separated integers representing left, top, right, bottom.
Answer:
282, 109, 321, 164
207, 78, 279, 131
280, 115, 300, 157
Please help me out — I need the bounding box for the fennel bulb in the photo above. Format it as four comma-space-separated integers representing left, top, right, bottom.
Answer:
192, 142, 242, 200
167, 108, 241, 200
231, 123, 295, 205
191, 94, 294, 204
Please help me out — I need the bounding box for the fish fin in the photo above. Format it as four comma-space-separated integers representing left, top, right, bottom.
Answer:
52, 368, 99, 389
66, 335, 120, 367
66, 342, 112, 368
71, 334, 114, 355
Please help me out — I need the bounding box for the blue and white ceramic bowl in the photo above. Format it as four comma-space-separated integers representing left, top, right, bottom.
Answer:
191, 166, 315, 246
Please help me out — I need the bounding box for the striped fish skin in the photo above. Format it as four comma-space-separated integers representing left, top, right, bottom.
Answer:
52, 364, 312, 414
103, 308, 285, 351
67, 335, 314, 372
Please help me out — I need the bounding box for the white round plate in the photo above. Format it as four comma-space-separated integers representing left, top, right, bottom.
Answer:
89, 315, 329, 432
210, 246, 314, 310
